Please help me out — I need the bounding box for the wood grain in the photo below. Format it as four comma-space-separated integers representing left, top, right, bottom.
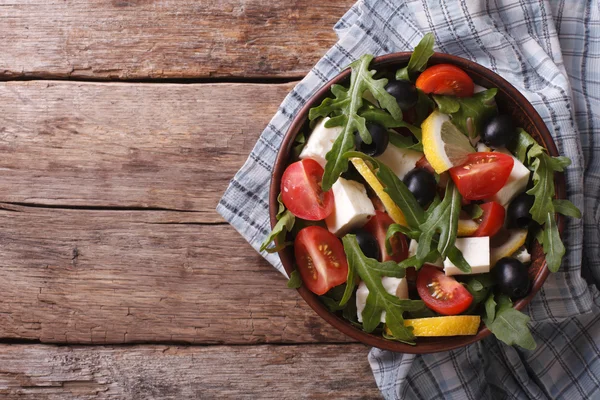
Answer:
0, 80, 292, 221
0, 0, 354, 80
0, 204, 352, 344
0, 344, 381, 399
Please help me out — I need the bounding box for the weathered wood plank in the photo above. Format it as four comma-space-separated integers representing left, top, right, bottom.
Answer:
0, 80, 292, 221
0, 204, 352, 344
0, 344, 380, 399
0, 0, 353, 80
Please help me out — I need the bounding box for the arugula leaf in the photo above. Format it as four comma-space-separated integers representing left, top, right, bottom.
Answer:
553, 199, 582, 218
386, 224, 419, 256
483, 294, 536, 350
260, 196, 295, 253
432, 95, 460, 114
395, 33, 435, 81
359, 107, 423, 151
465, 204, 484, 220
291, 132, 306, 159
417, 181, 462, 260
433, 89, 498, 138
343, 151, 425, 229
446, 245, 472, 273
343, 235, 425, 341
539, 211, 565, 272
320, 285, 347, 311
415, 89, 435, 125
510, 130, 581, 273
527, 151, 569, 224
286, 270, 302, 289
464, 274, 494, 306
310, 55, 403, 190
484, 294, 497, 323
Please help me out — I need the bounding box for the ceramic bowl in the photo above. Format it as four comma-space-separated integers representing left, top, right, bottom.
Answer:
269, 52, 565, 353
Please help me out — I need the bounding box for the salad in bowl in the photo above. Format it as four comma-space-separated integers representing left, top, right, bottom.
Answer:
262, 34, 580, 353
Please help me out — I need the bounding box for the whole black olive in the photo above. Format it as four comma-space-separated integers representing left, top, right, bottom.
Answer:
507, 192, 535, 229
493, 257, 530, 299
352, 228, 380, 260
482, 115, 517, 147
385, 80, 419, 111
355, 123, 389, 157
403, 168, 437, 207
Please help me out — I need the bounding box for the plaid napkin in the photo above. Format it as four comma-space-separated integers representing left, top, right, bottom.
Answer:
217, 0, 600, 398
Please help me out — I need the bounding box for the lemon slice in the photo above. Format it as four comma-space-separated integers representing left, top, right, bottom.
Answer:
490, 229, 528, 266
386, 315, 481, 337
457, 218, 479, 237
350, 158, 407, 226
422, 110, 475, 174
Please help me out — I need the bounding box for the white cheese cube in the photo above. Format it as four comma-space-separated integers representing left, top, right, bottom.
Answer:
444, 237, 490, 276
513, 247, 531, 264
325, 178, 375, 236
299, 117, 342, 167
376, 145, 423, 180
490, 149, 531, 206
356, 277, 408, 323
408, 239, 444, 267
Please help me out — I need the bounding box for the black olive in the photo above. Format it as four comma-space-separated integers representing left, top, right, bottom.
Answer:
493, 257, 530, 299
403, 168, 437, 207
352, 229, 380, 260
385, 80, 419, 111
355, 123, 389, 157
481, 115, 517, 147
507, 192, 535, 229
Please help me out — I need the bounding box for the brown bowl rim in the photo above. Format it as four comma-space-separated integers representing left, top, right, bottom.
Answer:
269, 52, 565, 353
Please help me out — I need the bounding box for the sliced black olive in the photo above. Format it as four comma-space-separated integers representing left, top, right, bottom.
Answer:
493, 257, 530, 299
403, 168, 437, 207
481, 115, 517, 147
355, 123, 389, 157
352, 228, 380, 260
385, 80, 419, 111
506, 192, 535, 229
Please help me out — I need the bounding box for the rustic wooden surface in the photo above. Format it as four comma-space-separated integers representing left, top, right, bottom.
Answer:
0, 344, 380, 399
0, 1, 383, 398
0, 0, 354, 80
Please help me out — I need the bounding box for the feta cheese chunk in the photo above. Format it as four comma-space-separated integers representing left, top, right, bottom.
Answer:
490, 149, 531, 206
325, 178, 375, 236
376, 145, 423, 180
356, 277, 408, 323
408, 239, 444, 267
513, 247, 531, 264
299, 117, 342, 167
444, 237, 490, 276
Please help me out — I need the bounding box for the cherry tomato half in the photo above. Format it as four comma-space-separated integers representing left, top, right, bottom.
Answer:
449, 152, 514, 200
281, 159, 334, 220
473, 201, 505, 237
294, 226, 348, 295
416, 265, 473, 315
416, 64, 474, 97
364, 211, 409, 263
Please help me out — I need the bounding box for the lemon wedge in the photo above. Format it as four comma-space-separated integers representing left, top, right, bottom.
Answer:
457, 218, 479, 237
490, 229, 528, 266
350, 158, 407, 226
386, 315, 481, 337
422, 110, 475, 174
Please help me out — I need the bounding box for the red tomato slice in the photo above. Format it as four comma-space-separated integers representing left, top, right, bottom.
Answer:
364, 211, 408, 263
449, 152, 514, 200
281, 159, 334, 220
416, 265, 473, 315
294, 226, 348, 295
416, 64, 474, 97
416, 155, 436, 174
473, 201, 505, 237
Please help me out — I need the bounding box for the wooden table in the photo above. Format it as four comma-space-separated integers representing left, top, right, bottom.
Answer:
0, 1, 382, 398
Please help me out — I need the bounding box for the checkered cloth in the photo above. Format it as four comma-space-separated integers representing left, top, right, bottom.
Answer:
217, 0, 600, 398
